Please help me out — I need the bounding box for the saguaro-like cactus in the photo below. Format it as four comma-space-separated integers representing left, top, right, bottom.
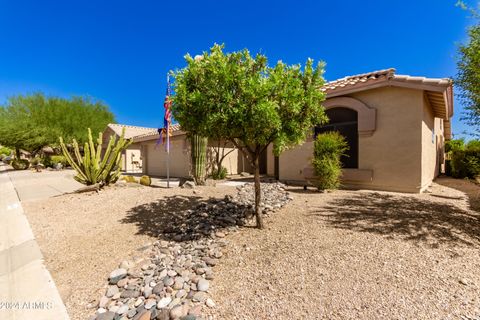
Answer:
190, 134, 208, 185
59, 128, 132, 186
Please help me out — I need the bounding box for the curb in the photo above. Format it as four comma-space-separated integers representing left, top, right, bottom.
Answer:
0, 164, 70, 320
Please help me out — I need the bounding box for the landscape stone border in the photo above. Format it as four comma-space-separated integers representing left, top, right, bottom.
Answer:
89, 182, 292, 320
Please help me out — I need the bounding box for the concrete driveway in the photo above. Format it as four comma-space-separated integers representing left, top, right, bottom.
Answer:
6, 168, 82, 202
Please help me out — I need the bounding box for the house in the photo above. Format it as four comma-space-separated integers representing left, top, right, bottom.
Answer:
102, 123, 157, 173
103, 68, 453, 193
273, 68, 453, 193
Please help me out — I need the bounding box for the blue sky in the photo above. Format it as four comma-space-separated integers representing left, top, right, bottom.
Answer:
0, 1, 477, 139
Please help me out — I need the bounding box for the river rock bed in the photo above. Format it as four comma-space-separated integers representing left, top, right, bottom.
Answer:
88, 182, 292, 320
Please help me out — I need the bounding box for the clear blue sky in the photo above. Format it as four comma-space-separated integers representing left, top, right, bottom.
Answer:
0, 0, 476, 139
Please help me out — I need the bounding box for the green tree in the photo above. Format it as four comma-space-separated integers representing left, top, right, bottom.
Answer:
0, 93, 115, 156
456, 1, 480, 134
172, 44, 327, 228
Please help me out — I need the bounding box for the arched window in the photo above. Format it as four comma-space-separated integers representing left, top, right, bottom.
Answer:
315, 107, 359, 168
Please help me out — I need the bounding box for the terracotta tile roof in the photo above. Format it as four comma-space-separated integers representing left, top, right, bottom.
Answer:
132, 123, 183, 141
324, 68, 452, 95
324, 68, 396, 92
107, 123, 157, 139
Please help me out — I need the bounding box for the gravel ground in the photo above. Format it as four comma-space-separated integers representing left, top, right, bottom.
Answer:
23, 179, 480, 320
22, 182, 236, 320
209, 182, 480, 320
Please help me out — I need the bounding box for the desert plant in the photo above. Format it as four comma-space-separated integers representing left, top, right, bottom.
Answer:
11, 159, 30, 170
173, 44, 327, 228
139, 175, 151, 186
0, 146, 11, 157
30, 157, 42, 166
451, 146, 480, 178
312, 132, 349, 190
121, 175, 138, 183
50, 155, 68, 167
59, 128, 131, 186
211, 166, 228, 180
190, 134, 208, 185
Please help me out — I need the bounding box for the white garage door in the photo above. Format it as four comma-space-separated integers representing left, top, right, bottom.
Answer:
146, 139, 190, 178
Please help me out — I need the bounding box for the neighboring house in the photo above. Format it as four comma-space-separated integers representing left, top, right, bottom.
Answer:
132, 124, 244, 178
105, 68, 453, 193
102, 124, 157, 173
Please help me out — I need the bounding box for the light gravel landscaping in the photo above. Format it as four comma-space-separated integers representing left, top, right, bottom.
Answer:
23, 178, 480, 320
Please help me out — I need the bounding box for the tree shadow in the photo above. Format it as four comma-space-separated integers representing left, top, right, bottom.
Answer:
121, 195, 251, 241
309, 192, 480, 247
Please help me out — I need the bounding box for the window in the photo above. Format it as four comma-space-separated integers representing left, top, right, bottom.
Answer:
315, 107, 359, 168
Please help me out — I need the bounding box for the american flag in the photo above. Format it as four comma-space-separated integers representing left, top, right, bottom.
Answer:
157, 76, 172, 151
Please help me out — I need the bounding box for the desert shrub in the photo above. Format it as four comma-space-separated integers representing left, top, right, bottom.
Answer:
0, 146, 12, 157
211, 166, 228, 180
41, 156, 53, 168
11, 159, 30, 170
50, 155, 68, 167
30, 157, 42, 166
451, 147, 480, 178
122, 175, 138, 183
312, 132, 348, 190
139, 175, 151, 186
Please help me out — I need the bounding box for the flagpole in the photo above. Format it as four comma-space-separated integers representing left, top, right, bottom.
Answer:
166, 74, 170, 188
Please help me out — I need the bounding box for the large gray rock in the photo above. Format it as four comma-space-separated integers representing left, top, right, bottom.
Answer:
109, 268, 127, 284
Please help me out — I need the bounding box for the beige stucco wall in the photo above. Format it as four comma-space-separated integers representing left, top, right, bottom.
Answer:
278, 87, 426, 193
420, 97, 445, 190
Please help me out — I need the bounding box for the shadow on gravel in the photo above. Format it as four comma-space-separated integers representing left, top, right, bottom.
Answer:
310, 192, 480, 247
121, 195, 249, 242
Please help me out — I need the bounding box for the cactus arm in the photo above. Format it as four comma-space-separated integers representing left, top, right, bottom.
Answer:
59, 137, 89, 182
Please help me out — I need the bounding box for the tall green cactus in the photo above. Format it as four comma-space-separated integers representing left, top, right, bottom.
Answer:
190, 134, 208, 185
59, 128, 132, 186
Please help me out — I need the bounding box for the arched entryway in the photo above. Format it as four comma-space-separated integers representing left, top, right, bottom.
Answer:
315, 107, 359, 168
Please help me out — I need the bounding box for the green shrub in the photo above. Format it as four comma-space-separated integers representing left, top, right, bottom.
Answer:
139, 175, 151, 186
50, 155, 68, 167
11, 159, 30, 170
0, 146, 12, 157
451, 147, 480, 178
122, 175, 138, 183
30, 157, 42, 166
41, 156, 53, 168
312, 132, 348, 190
211, 166, 228, 180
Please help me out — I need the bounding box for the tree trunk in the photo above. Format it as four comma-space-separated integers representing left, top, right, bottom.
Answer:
253, 156, 264, 229
15, 147, 20, 159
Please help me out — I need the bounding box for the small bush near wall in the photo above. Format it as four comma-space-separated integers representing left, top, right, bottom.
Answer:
211, 166, 228, 180
312, 132, 348, 190
447, 139, 480, 179
451, 148, 480, 178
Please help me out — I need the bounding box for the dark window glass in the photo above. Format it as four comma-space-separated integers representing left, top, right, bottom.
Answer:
315, 107, 359, 168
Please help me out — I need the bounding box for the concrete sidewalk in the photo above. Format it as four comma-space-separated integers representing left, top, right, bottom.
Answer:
7, 168, 81, 202
0, 164, 70, 320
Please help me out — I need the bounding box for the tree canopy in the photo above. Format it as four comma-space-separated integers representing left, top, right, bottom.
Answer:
0, 93, 115, 155
456, 2, 480, 134
457, 24, 480, 132
172, 44, 327, 228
